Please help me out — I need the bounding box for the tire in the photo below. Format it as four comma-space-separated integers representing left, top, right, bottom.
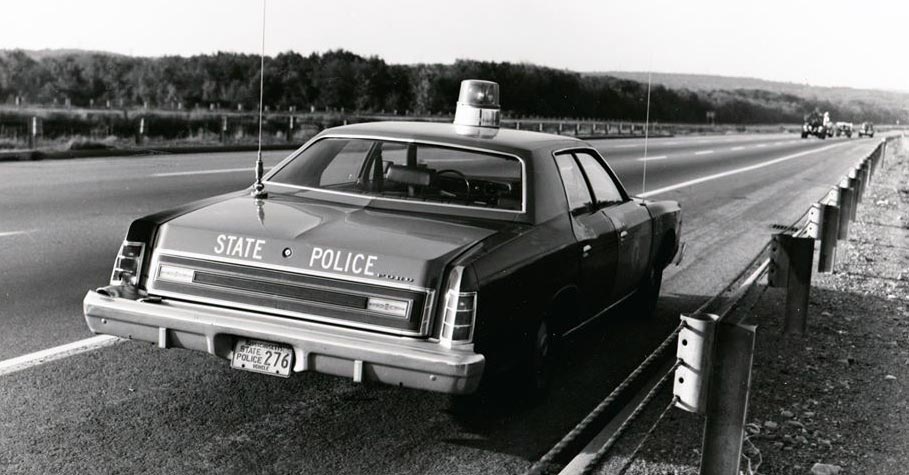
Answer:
801, 132, 808, 139
526, 319, 557, 395
632, 263, 664, 318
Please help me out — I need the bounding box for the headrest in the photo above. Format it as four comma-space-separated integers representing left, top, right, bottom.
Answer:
385, 165, 431, 187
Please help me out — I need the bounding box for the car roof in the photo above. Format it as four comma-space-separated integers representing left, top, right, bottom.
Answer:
318, 121, 586, 156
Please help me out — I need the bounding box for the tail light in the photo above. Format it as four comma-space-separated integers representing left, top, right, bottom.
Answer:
439, 266, 478, 348
110, 241, 146, 286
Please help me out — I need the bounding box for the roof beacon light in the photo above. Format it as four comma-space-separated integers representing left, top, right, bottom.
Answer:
454, 80, 500, 128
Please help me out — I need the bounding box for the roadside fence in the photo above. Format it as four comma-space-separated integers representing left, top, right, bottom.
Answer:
0, 104, 804, 152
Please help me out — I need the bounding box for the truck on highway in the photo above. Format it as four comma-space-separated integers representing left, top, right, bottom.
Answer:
83, 80, 684, 396
802, 110, 830, 139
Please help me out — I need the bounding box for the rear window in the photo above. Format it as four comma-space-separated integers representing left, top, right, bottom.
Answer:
268, 138, 524, 211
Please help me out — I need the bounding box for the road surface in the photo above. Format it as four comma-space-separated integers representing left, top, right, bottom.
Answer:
0, 133, 882, 474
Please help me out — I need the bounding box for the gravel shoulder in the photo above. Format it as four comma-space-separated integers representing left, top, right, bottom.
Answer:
603, 137, 909, 474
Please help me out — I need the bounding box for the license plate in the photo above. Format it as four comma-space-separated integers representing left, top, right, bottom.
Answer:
230, 339, 294, 378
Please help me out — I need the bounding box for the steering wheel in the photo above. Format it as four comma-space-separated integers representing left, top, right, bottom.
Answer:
436, 169, 471, 201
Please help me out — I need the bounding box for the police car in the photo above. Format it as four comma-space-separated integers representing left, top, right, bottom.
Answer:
84, 80, 683, 395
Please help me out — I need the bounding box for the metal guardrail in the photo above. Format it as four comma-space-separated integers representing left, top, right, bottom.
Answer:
678, 135, 900, 474
0, 103, 818, 150
529, 134, 902, 475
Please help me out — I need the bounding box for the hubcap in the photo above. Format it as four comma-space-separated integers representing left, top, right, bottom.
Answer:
533, 322, 551, 388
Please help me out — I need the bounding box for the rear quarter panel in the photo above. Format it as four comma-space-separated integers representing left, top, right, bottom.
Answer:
644, 200, 682, 267
469, 213, 578, 374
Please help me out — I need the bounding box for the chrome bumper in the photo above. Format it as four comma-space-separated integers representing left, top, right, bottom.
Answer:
83, 286, 485, 394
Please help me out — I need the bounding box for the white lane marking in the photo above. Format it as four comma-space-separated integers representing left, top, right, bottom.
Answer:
756, 143, 768, 148
613, 144, 637, 149
0, 335, 122, 377
153, 167, 271, 177
0, 230, 34, 238
636, 155, 668, 161
694, 150, 714, 155
639, 142, 845, 198
664, 141, 678, 145
730, 146, 746, 151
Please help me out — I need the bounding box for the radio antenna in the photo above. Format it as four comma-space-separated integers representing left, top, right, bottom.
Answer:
641, 69, 652, 196
252, 0, 268, 199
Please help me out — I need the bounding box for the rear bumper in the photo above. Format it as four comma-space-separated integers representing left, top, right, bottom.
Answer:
83, 286, 485, 394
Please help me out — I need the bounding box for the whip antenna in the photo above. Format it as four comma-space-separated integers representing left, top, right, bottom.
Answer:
641, 70, 652, 196
252, 0, 267, 199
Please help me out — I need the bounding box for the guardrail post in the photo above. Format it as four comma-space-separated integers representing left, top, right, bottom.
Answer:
837, 184, 854, 240
868, 151, 877, 177
817, 203, 839, 273
770, 233, 814, 335
136, 117, 145, 145
674, 313, 718, 414
538, 122, 543, 132
847, 176, 860, 220
220, 116, 228, 144
699, 320, 757, 475
28, 116, 38, 149
880, 139, 888, 168
851, 167, 864, 204
515, 121, 521, 130
862, 160, 872, 189
558, 122, 563, 134
858, 163, 869, 201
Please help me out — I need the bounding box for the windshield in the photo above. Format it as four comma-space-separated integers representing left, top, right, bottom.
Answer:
268, 138, 524, 211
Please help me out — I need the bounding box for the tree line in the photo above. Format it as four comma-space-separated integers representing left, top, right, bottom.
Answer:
0, 49, 898, 124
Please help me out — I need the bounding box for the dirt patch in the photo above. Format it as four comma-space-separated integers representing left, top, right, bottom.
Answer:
605, 137, 909, 474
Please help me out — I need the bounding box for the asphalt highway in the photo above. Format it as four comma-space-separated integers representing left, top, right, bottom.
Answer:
0, 132, 884, 474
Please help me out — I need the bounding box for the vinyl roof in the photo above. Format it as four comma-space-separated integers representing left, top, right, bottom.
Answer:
318, 121, 585, 155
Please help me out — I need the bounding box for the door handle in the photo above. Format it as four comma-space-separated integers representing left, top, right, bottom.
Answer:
620, 230, 629, 240
582, 244, 592, 257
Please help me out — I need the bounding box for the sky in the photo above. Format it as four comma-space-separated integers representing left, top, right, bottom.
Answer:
1, 0, 907, 91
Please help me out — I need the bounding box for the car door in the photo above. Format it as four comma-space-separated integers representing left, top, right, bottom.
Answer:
554, 152, 619, 323
573, 150, 653, 302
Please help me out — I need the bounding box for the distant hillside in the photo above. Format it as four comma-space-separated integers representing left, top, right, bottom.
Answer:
0, 48, 125, 60
1, 48, 905, 124
599, 71, 909, 122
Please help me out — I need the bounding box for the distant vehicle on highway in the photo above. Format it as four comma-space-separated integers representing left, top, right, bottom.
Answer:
835, 122, 853, 138
83, 80, 683, 396
858, 122, 875, 138
802, 110, 831, 139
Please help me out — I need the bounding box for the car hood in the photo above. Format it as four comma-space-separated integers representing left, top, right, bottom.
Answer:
153, 194, 501, 288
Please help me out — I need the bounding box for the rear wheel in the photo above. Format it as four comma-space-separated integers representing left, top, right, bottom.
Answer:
450, 317, 558, 414
528, 320, 556, 394
632, 263, 664, 318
